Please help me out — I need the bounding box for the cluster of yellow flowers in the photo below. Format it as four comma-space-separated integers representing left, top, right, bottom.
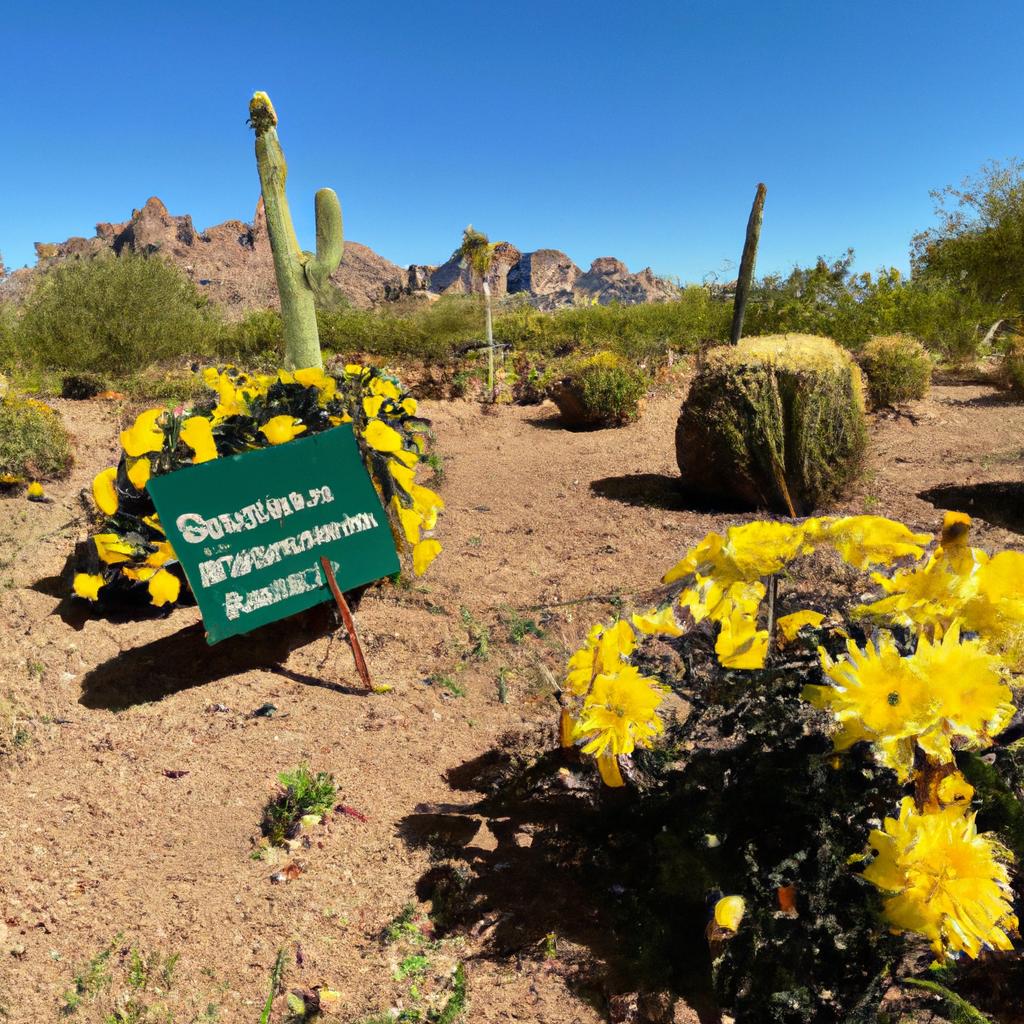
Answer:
562, 512, 1024, 961
73, 363, 444, 607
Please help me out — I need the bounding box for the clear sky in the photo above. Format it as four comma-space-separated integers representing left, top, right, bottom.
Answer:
2, 1, 1021, 283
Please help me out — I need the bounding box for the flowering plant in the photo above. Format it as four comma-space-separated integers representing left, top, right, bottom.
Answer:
73, 364, 444, 607
557, 512, 1023, 1019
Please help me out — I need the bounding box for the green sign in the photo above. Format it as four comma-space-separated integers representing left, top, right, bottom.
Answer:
147, 424, 400, 644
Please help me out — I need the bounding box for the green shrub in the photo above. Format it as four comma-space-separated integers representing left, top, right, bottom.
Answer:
0, 303, 17, 372
261, 766, 336, 847
677, 334, 866, 514
551, 351, 648, 428
17, 252, 213, 374
215, 308, 284, 362
1001, 335, 1024, 395
0, 393, 73, 480
859, 333, 932, 406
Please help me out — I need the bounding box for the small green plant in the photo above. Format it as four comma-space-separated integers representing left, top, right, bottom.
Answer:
258, 949, 287, 1024
384, 904, 423, 944
261, 766, 336, 847
860, 333, 932, 406
433, 674, 466, 698
459, 607, 490, 661
0, 393, 73, 481
497, 667, 511, 704
62, 939, 118, 1013
500, 608, 544, 644
1001, 334, 1024, 395
396, 954, 430, 980
431, 964, 467, 1024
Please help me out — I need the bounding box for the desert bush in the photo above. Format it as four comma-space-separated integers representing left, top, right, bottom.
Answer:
1001, 334, 1024, 394
860, 333, 932, 406
17, 252, 213, 374
0, 393, 72, 480
551, 351, 647, 428
215, 308, 284, 362
676, 334, 866, 515
72, 363, 444, 609
556, 513, 1024, 1021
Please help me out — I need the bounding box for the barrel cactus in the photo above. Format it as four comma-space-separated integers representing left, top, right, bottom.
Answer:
676, 334, 866, 515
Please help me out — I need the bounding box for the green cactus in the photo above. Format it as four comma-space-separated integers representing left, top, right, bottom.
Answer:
248, 91, 343, 370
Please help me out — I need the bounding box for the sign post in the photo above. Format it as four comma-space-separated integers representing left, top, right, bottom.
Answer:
147, 425, 400, 677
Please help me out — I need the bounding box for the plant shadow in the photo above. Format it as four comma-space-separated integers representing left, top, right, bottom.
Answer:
79, 604, 366, 711
590, 473, 750, 514
918, 481, 1024, 535
397, 747, 723, 1023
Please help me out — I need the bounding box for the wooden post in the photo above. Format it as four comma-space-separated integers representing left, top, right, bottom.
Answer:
319, 556, 373, 690
730, 183, 767, 345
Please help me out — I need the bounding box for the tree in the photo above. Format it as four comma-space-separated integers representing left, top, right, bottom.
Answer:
455, 225, 502, 400
911, 158, 1024, 317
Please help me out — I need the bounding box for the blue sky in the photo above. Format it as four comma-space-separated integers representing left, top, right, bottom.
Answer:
2, 1, 1021, 283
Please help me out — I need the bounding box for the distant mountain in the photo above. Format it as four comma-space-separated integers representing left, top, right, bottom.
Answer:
0, 197, 680, 313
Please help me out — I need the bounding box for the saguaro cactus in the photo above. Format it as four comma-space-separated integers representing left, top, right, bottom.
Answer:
729, 182, 767, 345
248, 92, 343, 370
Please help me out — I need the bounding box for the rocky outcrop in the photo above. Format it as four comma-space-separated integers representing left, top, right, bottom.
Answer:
4, 198, 681, 314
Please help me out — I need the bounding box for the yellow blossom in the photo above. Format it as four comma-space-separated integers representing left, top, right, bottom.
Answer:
364, 420, 403, 453
73, 573, 105, 601
564, 621, 636, 696
259, 416, 307, 445
92, 467, 119, 515
120, 409, 165, 457
363, 395, 386, 419
631, 606, 684, 637
777, 610, 825, 643
714, 895, 746, 932
369, 377, 401, 401
94, 533, 138, 565
936, 772, 975, 808
26, 480, 45, 500
863, 797, 1018, 959
180, 416, 218, 463
392, 499, 422, 545
572, 665, 664, 757
412, 538, 442, 576
715, 604, 770, 670
805, 516, 931, 569
147, 569, 180, 607
596, 754, 625, 787
126, 457, 151, 490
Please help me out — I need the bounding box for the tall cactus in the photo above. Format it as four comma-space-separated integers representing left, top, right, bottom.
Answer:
729, 182, 767, 346
248, 92, 343, 370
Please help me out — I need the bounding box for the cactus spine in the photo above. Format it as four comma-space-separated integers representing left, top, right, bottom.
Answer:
248, 91, 343, 370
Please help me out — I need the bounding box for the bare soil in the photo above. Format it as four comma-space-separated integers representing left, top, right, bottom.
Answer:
0, 382, 1022, 1023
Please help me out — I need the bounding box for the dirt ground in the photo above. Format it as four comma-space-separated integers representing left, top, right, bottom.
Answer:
1, 381, 1022, 1023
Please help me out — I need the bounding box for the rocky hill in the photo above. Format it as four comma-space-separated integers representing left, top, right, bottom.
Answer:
1, 197, 680, 314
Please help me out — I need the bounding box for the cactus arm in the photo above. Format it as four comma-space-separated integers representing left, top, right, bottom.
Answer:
304, 188, 344, 300
249, 91, 341, 370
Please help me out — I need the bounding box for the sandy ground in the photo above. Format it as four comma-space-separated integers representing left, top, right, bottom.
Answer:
0, 382, 1022, 1023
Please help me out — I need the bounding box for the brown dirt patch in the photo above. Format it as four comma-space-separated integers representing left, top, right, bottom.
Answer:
0, 383, 1021, 1022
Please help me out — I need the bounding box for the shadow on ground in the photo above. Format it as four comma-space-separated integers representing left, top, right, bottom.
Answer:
78, 604, 366, 710
919, 480, 1024, 535
397, 746, 723, 1024
591, 473, 749, 514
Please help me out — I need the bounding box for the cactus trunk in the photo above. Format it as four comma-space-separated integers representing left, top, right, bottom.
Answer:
730, 183, 767, 345
249, 92, 343, 370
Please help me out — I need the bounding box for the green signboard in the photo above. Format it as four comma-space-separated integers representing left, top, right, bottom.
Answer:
147, 424, 400, 644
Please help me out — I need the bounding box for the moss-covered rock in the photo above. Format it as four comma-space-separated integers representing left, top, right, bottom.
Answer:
551, 351, 647, 429
0, 393, 73, 481
676, 334, 866, 514
860, 333, 932, 407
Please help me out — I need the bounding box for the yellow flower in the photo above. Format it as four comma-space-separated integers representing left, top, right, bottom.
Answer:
259, 416, 307, 445
412, 538, 442, 576
180, 416, 218, 463
392, 499, 422, 545
126, 456, 151, 490
364, 420, 403, 453
720, 520, 810, 579
147, 569, 180, 607
863, 797, 1017, 959
805, 516, 931, 569
777, 610, 825, 643
363, 395, 386, 419
662, 532, 726, 584
401, 397, 418, 416
564, 621, 636, 696
92, 468, 119, 515
369, 377, 401, 401
94, 533, 139, 565
631, 606, 684, 637
714, 895, 746, 932
27, 481, 45, 500
715, 604, 770, 670
572, 665, 664, 757
0, 473, 25, 485
120, 409, 165, 457
596, 754, 625, 787
73, 573, 105, 601
936, 772, 975, 808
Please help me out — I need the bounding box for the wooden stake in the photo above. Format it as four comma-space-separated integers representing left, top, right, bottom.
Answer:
319, 556, 373, 690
